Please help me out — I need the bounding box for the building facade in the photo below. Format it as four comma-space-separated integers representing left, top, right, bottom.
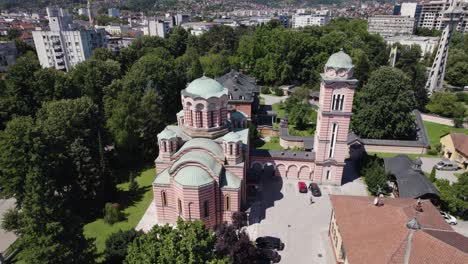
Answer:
32, 7, 107, 71
0, 41, 17, 72
147, 19, 172, 38
385, 35, 440, 56
368, 15, 416, 37
440, 133, 468, 171
419, 0, 467, 33
292, 13, 331, 28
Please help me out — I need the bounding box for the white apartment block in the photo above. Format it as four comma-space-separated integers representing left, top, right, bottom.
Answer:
419, 0, 467, 33
368, 15, 416, 37
147, 19, 172, 38
385, 35, 440, 56
33, 7, 107, 71
292, 13, 331, 28
400, 3, 419, 17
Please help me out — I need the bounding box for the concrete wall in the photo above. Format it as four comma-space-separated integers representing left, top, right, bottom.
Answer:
279, 138, 304, 149
363, 144, 426, 154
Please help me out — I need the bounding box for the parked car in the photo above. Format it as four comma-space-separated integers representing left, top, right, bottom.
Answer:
258, 248, 281, 263
435, 160, 459, 171
256, 236, 285, 251
308, 183, 321, 197
298, 181, 307, 193
440, 211, 457, 225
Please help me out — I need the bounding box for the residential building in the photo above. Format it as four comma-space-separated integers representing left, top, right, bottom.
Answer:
181, 22, 215, 36
400, 2, 423, 19
32, 7, 107, 71
217, 69, 260, 119
152, 51, 359, 227
292, 12, 331, 28
329, 195, 468, 264
419, 0, 467, 33
368, 15, 416, 37
440, 133, 468, 170
384, 155, 440, 200
147, 19, 171, 38
108, 8, 120, 18
95, 23, 129, 36
385, 35, 440, 56
174, 14, 190, 26
78, 7, 87, 16
277, 15, 289, 28
0, 41, 17, 72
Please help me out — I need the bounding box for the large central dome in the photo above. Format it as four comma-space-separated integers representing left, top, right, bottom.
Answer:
185, 76, 226, 98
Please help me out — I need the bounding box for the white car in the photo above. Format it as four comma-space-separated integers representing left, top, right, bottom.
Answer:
440, 211, 457, 225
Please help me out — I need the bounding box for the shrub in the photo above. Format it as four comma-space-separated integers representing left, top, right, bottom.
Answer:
104, 203, 124, 224
429, 167, 436, 182
273, 87, 283, 96
261, 86, 271, 94
270, 136, 279, 143
427, 148, 438, 156
1, 208, 21, 234
104, 229, 143, 263
360, 154, 389, 195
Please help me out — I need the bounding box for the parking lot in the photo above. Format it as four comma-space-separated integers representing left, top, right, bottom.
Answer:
420, 157, 464, 183
245, 170, 367, 264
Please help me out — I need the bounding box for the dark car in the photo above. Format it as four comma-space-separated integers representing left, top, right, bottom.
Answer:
308, 183, 321, 197
258, 248, 281, 263
256, 236, 285, 251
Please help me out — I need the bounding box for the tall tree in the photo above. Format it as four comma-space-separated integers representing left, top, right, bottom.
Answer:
351, 67, 417, 140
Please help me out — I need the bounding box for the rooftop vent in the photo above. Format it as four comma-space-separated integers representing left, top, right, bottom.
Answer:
414, 198, 423, 212
406, 217, 421, 230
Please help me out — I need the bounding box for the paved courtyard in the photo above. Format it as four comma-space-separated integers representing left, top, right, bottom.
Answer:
420, 157, 464, 183
245, 171, 367, 264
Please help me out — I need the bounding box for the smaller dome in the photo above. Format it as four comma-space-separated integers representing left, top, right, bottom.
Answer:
174, 166, 214, 187
223, 132, 241, 143
325, 50, 353, 69
230, 111, 247, 120
157, 128, 176, 140
185, 76, 226, 98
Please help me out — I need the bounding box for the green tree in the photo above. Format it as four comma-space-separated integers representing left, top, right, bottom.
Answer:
200, 53, 230, 78
91, 47, 115, 61
104, 229, 144, 263
166, 26, 189, 57
361, 155, 388, 195
426, 92, 465, 119
175, 47, 203, 82
125, 219, 225, 264
198, 25, 239, 55
352, 67, 417, 140
436, 178, 467, 219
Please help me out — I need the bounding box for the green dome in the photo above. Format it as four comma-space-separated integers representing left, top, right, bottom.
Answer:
174, 166, 214, 187
177, 138, 224, 160
230, 111, 247, 120
184, 76, 226, 98
158, 128, 177, 140
325, 50, 353, 69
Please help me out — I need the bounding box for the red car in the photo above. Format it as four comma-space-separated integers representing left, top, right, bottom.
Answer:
298, 181, 308, 193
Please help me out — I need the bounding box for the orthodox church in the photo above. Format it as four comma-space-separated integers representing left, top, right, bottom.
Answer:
152, 50, 357, 227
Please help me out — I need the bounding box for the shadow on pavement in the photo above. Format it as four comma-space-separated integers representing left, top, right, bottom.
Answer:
341, 159, 360, 185
246, 166, 284, 225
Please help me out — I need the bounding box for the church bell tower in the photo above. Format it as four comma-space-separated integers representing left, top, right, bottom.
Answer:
313, 50, 358, 185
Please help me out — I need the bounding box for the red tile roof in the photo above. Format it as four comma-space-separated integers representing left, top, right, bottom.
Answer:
450, 133, 468, 157
330, 195, 468, 264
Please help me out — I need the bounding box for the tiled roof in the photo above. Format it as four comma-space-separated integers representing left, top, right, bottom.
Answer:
153, 169, 170, 186
220, 171, 241, 190
174, 166, 214, 187
330, 195, 468, 264
450, 133, 468, 157
250, 149, 315, 160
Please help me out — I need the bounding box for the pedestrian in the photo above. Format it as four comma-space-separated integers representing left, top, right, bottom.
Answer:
309, 195, 314, 205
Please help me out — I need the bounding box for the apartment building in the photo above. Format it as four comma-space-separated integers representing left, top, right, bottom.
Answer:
368, 15, 416, 37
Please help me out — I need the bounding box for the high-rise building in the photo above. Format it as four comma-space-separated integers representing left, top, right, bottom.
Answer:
419, 0, 467, 33
368, 15, 416, 37
0, 41, 17, 72
147, 19, 172, 38
400, 3, 423, 19
32, 7, 107, 71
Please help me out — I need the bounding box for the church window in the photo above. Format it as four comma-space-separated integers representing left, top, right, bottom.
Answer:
204, 201, 209, 218
329, 123, 338, 158
163, 141, 167, 152
225, 196, 231, 211
209, 111, 214, 128
326, 170, 331, 180
161, 192, 167, 207
332, 94, 345, 111
178, 199, 182, 215
236, 144, 240, 155
229, 144, 233, 155
195, 111, 203, 128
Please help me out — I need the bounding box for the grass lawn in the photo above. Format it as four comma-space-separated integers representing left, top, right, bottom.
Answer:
253, 138, 283, 150
272, 103, 286, 118
84, 167, 155, 254
423, 121, 468, 148
288, 124, 315, 136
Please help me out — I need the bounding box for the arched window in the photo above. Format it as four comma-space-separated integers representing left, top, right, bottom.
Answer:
203, 201, 209, 218
163, 141, 167, 152
236, 143, 240, 155
329, 123, 338, 158
161, 191, 167, 207
229, 144, 233, 155
332, 94, 345, 111
209, 111, 214, 128
225, 195, 230, 211
178, 199, 182, 215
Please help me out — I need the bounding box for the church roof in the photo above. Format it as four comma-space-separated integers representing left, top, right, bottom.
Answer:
325, 50, 353, 69
174, 166, 214, 187
157, 127, 177, 140
220, 171, 241, 190
153, 169, 170, 186
183, 76, 227, 98
177, 138, 224, 160
230, 111, 247, 120
217, 69, 259, 102
223, 131, 242, 143
170, 150, 222, 176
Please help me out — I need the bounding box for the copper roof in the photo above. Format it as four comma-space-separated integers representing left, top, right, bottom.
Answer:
330, 195, 468, 264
